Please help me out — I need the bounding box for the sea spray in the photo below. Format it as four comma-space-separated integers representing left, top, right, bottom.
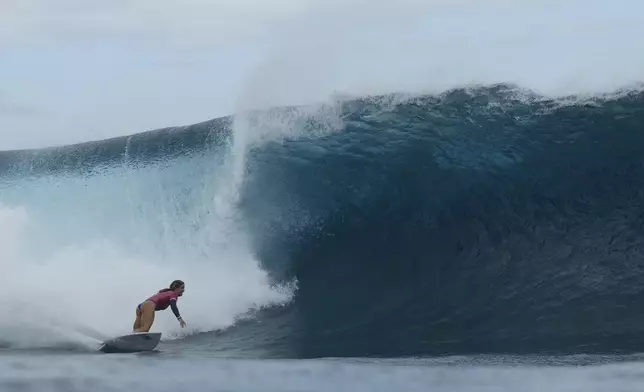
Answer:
0, 137, 294, 349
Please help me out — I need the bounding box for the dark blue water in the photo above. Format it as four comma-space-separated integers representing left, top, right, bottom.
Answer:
2, 85, 644, 377
239, 85, 644, 359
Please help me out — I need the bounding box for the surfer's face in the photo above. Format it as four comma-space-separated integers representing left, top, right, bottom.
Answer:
175, 285, 185, 296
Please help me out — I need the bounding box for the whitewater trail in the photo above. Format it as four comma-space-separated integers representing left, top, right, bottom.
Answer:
0, 143, 294, 350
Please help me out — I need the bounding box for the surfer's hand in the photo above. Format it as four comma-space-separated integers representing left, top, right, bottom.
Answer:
179, 318, 186, 328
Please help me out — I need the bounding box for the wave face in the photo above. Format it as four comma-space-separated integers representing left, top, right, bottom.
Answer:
2, 84, 644, 358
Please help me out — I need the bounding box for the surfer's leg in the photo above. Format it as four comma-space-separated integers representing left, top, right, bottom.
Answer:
133, 304, 142, 331
135, 301, 156, 332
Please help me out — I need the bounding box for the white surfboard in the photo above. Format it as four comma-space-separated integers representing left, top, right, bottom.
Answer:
99, 332, 162, 353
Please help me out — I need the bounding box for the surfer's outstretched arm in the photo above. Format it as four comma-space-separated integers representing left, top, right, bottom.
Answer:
169, 298, 186, 328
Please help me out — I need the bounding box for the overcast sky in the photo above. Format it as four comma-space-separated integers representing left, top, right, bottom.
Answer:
1, 0, 643, 150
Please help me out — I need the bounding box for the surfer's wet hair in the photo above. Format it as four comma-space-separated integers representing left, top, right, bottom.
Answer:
159, 280, 185, 293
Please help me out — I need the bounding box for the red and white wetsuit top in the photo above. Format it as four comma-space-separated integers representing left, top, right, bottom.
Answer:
147, 290, 178, 311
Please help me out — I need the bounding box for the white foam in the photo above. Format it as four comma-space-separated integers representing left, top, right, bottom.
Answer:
0, 159, 294, 350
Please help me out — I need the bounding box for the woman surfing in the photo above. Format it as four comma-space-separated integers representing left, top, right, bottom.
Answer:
133, 280, 186, 332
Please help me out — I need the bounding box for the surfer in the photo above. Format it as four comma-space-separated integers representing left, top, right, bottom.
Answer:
133, 280, 186, 332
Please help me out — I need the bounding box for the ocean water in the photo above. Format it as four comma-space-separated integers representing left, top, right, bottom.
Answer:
2, 85, 644, 390
5, 352, 644, 392
2, 0, 644, 389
